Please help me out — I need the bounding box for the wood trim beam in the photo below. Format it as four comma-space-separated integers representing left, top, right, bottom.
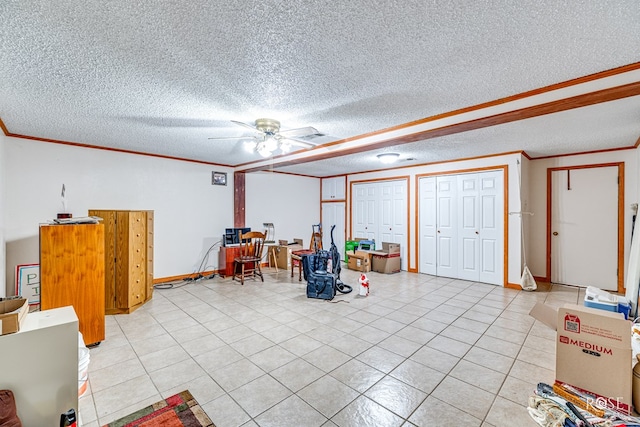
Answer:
234, 171, 245, 227
239, 80, 640, 173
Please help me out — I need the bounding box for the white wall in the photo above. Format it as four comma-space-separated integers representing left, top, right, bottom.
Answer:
346, 153, 523, 286
245, 172, 320, 246
0, 133, 6, 297
4, 137, 234, 294
527, 149, 638, 280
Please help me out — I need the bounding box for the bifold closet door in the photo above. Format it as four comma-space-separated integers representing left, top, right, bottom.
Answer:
352, 179, 408, 270
419, 171, 503, 285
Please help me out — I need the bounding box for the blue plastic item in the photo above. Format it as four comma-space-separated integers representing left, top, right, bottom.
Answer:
357, 240, 375, 250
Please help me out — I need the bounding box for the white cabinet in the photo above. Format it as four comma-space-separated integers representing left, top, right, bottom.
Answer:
321, 176, 346, 200
0, 307, 79, 427
419, 171, 504, 285
352, 179, 408, 270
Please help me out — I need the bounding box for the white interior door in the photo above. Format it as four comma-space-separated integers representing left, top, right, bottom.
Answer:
436, 175, 457, 278
379, 180, 407, 266
551, 166, 619, 290
458, 173, 480, 281
353, 184, 377, 241
322, 202, 346, 262
419, 177, 437, 275
478, 171, 503, 285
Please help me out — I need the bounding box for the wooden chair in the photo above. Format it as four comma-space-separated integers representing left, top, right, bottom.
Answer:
233, 231, 266, 285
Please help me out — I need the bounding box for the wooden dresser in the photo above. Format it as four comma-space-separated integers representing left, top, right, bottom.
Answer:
89, 209, 154, 314
40, 223, 105, 346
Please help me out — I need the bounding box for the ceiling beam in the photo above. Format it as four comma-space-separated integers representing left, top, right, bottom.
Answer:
238, 79, 640, 173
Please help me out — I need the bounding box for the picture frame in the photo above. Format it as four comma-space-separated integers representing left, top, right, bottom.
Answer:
212, 171, 227, 186
15, 263, 40, 306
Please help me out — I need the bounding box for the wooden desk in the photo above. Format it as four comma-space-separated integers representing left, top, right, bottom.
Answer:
218, 246, 242, 277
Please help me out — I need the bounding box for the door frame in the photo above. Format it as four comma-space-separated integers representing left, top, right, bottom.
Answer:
415, 165, 509, 286
545, 162, 624, 293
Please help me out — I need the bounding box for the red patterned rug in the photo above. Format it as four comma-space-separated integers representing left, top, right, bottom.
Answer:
103, 390, 215, 427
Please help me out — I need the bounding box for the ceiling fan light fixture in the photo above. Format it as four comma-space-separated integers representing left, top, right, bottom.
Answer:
257, 144, 272, 157
280, 140, 291, 153
263, 135, 278, 152
377, 153, 400, 164
243, 140, 257, 153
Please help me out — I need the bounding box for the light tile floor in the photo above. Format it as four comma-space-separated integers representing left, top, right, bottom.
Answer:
79, 267, 582, 427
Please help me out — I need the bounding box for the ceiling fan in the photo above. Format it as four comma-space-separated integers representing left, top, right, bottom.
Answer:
209, 118, 321, 157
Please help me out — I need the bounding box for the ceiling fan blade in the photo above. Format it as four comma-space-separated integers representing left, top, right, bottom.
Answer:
278, 126, 319, 138
231, 120, 262, 133
208, 136, 259, 141
281, 137, 315, 148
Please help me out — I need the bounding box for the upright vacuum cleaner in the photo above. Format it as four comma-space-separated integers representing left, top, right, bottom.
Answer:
330, 225, 352, 295
303, 225, 352, 299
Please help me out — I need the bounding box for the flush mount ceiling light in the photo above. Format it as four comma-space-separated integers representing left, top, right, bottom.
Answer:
376, 153, 400, 164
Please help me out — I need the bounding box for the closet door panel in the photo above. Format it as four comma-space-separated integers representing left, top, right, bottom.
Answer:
458, 174, 479, 281
436, 176, 457, 278
380, 197, 393, 243
419, 177, 437, 275
352, 185, 367, 238
479, 172, 503, 285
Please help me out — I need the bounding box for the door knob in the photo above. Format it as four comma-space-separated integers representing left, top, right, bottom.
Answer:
553, 231, 559, 236
475, 231, 479, 234
437, 230, 440, 233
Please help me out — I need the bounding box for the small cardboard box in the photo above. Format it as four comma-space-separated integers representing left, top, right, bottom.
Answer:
269, 243, 304, 270
347, 250, 371, 272
382, 242, 400, 254
529, 302, 633, 414
0, 297, 29, 335
369, 242, 401, 273
371, 254, 401, 273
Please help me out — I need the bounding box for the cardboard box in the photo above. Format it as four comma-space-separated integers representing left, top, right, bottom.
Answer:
371, 254, 401, 273
347, 250, 371, 272
530, 302, 633, 414
369, 242, 401, 274
381, 242, 400, 255
269, 244, 304, 269
0, 297, 28, 335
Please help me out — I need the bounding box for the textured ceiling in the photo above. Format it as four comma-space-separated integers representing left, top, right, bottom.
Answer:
1, 1, 640, 177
